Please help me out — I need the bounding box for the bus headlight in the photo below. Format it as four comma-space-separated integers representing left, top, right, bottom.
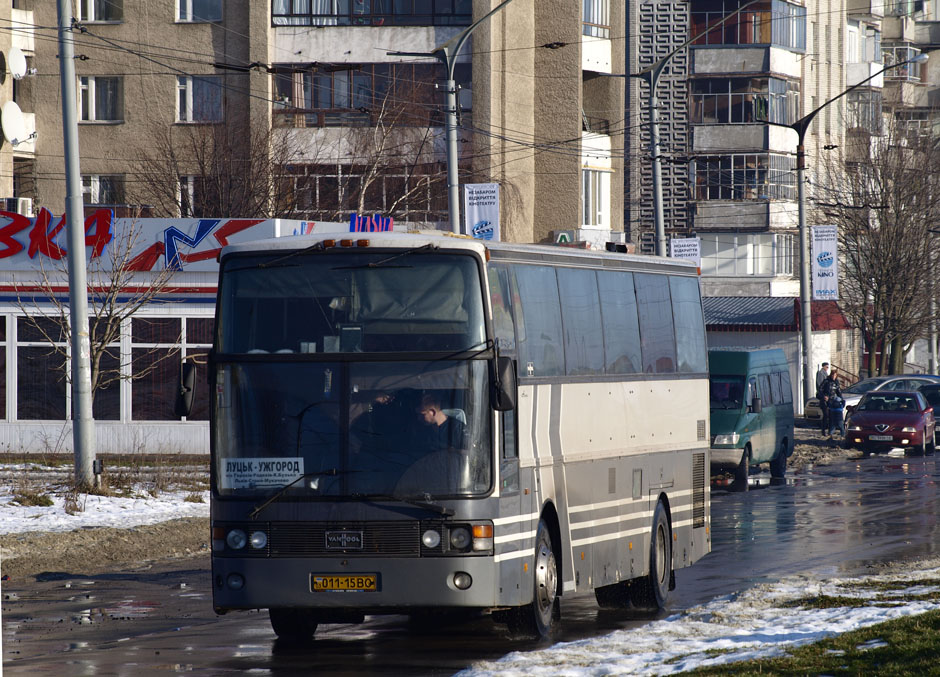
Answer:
249, 531, 267, 550
712, 433, 740, 446
226, 529, 247, 550
449, 527, 471, 551
422, 529, 441, 548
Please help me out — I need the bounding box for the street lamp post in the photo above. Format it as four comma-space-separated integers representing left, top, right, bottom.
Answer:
389, 0, 516, 235
787, 53, 928, 405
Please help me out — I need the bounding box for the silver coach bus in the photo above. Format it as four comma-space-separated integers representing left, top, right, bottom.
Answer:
191, 232, 711, 639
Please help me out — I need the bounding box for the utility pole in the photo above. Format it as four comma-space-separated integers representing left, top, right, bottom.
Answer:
57, 0, 96, 489
389, 0, 516, 234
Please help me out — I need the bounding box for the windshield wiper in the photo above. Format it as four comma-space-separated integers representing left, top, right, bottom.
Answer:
333, 243, 436, 270
257, 241, 328, 269
351, 493, 454, 517
249, 468, 350, 519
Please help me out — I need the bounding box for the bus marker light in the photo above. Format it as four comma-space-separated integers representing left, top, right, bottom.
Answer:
356, 239, 370, 247
340, 239, 353, 247
629, 542, 633, 550
227, 573, 245, 590
323, 239, 336, 248
524, 563, 528, 572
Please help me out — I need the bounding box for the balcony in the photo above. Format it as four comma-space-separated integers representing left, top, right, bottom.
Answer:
847, 0, 885, 20
692, 46, 801, 79
11, 9, 35, 54
847, 61, 885, 88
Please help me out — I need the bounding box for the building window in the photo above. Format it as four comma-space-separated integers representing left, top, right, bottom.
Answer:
272, 0, 471, 27
178, 175, 219, 217
177, 75, 223, 122
79, 76, 123, 122
846, 90, 883, 134
583, 0, 610, 38
690, 77, 800, 125
883, 45, 925, 82
284, 162, 449, 223
691, 0, 806, 50
80, 0, 123, 22
582, 169, 610, 228
895, 109, 937, 137
82, 175, 125, 205
16, 316, 67, 421
699, 232, 793, 276
178, 0, 222, 21
691, 153, 796, 201
272, 63, 469, 128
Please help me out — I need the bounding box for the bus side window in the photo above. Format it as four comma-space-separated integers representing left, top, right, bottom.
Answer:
487, 264, 517, 355
500, 408, 519, 492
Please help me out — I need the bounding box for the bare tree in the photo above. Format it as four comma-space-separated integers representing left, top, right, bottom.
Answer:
14, 212, 181, 407
815, 113, 940, 376
133, 110, 302, 219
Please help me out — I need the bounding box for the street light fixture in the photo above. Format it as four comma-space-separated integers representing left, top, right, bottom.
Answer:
788, 52, 928, 405
389, 0, 516, 235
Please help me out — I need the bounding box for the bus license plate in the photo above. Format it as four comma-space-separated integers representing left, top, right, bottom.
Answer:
311, 574, 377, 592
869, 435, 893, 441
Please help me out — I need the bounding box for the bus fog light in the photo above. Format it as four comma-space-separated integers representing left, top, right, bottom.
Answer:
249, 531, 267, 549
226, 529, 247, 550
226, 573, 245, 590
449, 527, 471, 550
422, 529, 441, 548
453, 572, 472, 590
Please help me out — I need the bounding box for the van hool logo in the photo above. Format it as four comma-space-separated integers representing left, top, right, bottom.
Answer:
817, 251, 834, 268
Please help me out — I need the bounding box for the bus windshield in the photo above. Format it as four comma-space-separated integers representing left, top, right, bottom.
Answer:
217, 251, 486, 354
213, 358, 492, 499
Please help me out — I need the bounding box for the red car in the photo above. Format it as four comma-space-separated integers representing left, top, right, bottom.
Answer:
844, 391, 936, 455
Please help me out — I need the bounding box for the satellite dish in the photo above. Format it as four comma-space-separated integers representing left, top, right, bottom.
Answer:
1, 101, 27, 145
8, 47, 26, 80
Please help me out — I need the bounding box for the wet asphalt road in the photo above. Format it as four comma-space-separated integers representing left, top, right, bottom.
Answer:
4, 452, 940, 676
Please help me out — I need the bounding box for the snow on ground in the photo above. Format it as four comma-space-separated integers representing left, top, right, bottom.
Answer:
0, 462, 209, 535
458, 565, 940, 677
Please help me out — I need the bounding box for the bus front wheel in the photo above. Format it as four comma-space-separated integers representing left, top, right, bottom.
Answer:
630, 501, 672, 611
507, 519, 558, 637
269, 608, 318, 642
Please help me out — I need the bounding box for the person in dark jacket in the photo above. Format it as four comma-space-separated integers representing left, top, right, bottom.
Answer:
820, 369, 844, 438
416, 394, 465, 451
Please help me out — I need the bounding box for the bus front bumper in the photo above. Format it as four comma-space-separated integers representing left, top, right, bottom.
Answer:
212, 555, 502, 612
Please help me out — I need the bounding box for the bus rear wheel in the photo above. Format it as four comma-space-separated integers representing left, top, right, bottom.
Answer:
269, 608, 318, 642
769, 439, 788, 479
734, 446, 750, 490
506, 519, 558, 637
630, 501, 672, 611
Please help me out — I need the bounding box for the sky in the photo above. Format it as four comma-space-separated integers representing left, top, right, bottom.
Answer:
3, 467, 939, 675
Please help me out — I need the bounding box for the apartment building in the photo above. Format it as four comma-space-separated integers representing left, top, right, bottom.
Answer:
0, 1, 627, 452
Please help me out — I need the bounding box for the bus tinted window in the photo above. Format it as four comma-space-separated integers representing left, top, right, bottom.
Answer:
487, 264, 517, 355
513, 265, 564, 377
598, 270, 642, 375
669, 276, 707, 373
217, 252, 485, 354
557, 267, 604, 376
635, 273, 677, 373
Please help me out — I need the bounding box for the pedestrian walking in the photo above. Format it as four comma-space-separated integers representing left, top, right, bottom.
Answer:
816, 362, 831, 434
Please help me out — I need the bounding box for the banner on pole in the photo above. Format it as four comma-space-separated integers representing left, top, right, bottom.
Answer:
464, 183, 500, 241
811, 225, 838, 301
670, 237, 701, 267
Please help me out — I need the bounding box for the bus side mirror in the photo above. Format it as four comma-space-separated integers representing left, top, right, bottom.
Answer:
750, 397, 762, 414
492, 356, 516, 411
175, 359, 197, 418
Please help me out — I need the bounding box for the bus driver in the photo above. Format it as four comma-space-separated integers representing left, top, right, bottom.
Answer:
416, 393, 466, 451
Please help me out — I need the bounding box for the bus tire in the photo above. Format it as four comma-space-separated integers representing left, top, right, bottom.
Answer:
269, 608, 318, 642
507, 519, 558, 638
631, 501, 672, 611
770, 439, 787, 479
